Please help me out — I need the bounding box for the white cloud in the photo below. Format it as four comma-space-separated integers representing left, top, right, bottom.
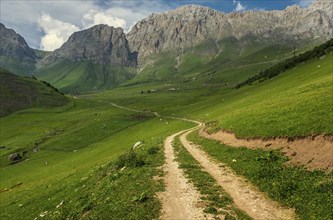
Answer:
297, 0, 315, 8
0, 0, 174, 50
38, 14, 80, 51
82, 9, 127, 29
233, 0, 247, 12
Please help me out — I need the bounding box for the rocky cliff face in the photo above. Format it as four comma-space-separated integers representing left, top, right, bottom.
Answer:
127, 0, 333, 62
43, 25, 137, 67
0, 23, 37, 63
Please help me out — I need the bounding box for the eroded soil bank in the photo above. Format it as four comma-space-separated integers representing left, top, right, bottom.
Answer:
200, 130, 333, 171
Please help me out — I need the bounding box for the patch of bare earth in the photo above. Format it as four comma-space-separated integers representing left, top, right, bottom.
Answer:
180, 129, 297, 220
159, 130, 212, 220
200, 130, 333, 171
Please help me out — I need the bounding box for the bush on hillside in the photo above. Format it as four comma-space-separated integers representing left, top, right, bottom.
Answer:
115, 149, 145, 169
147, 146, 159, 155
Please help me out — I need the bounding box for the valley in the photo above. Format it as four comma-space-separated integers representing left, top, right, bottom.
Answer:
0, 0, 333, 219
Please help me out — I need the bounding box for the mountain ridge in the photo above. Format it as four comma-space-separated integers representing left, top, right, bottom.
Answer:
127, 0, 333, 63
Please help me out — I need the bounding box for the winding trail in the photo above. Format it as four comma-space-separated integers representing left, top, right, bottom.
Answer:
107, 101, 296, 219
179, 122, 296, 220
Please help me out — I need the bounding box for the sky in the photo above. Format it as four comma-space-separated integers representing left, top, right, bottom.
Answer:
0, 0, 315, 51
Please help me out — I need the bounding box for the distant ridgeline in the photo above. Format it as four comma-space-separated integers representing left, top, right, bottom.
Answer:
236, 38, 333, 88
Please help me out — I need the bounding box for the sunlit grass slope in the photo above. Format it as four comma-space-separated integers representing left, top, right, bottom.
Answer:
192, 53, 333, 137
0, 98, 192, 219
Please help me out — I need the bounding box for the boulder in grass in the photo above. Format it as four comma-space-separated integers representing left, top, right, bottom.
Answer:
8, 153, 22, 162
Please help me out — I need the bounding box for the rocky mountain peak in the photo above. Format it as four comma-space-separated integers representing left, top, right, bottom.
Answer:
127, 5, 230, 62
0, 23, 36, 63
127, 1, 333, 64
43, 24, 137, 67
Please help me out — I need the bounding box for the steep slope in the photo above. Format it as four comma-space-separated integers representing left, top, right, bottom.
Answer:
42, 25, 137, 66
127, 0, 333, 63
0, 23, 37, 75
0, 67, 68, 117
236, 38, 333, 88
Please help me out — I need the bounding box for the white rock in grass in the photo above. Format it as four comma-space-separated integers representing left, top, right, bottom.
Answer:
232, 159, 237, 162
133, 141, 142, 149
56, 200, 64, 209
40, 211, 48, 217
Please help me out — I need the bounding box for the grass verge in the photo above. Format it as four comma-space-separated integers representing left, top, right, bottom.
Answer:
188, 132, 333, 220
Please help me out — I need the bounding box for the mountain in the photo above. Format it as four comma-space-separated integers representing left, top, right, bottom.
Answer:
0, 23, 37, 75
127, 0, 333, 63
0, 67, 68, 117
0, 23, 36, 62
35, 25, 138, 93
1, 0, 332, 92
42, 25, 137, 67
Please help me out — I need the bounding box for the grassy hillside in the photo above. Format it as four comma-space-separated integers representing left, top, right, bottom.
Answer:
0, 98, 192, 219
1, 34, 331, 219
0, 67, 68, 117
188, 53, 333, 138
89, 42, 333, 138
35, 61, 136, 94
237, 38, 333, 88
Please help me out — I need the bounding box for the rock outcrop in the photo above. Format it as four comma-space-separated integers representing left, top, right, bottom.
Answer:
0, 23, 37, 62
43, 25, 137, 67
127, 0, 333, 62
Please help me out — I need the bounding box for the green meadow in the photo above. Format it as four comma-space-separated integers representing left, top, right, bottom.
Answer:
1, 39, 332, 219
88, 52, 333, 138
0, 98, 192, 219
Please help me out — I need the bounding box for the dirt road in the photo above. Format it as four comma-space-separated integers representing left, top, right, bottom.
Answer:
107, 102, 296, 219
180, 125, 296, 220
159, 128, 210, 220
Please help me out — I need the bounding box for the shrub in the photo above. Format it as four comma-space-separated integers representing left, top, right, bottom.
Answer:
115, 149, 145, 169
147, 146, 159, 155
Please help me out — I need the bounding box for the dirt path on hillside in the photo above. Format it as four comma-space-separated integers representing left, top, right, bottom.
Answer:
180, 128, 297, 220
159, 128, 210, 220
106, 102, 298, 218
200, 130, 333, 171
